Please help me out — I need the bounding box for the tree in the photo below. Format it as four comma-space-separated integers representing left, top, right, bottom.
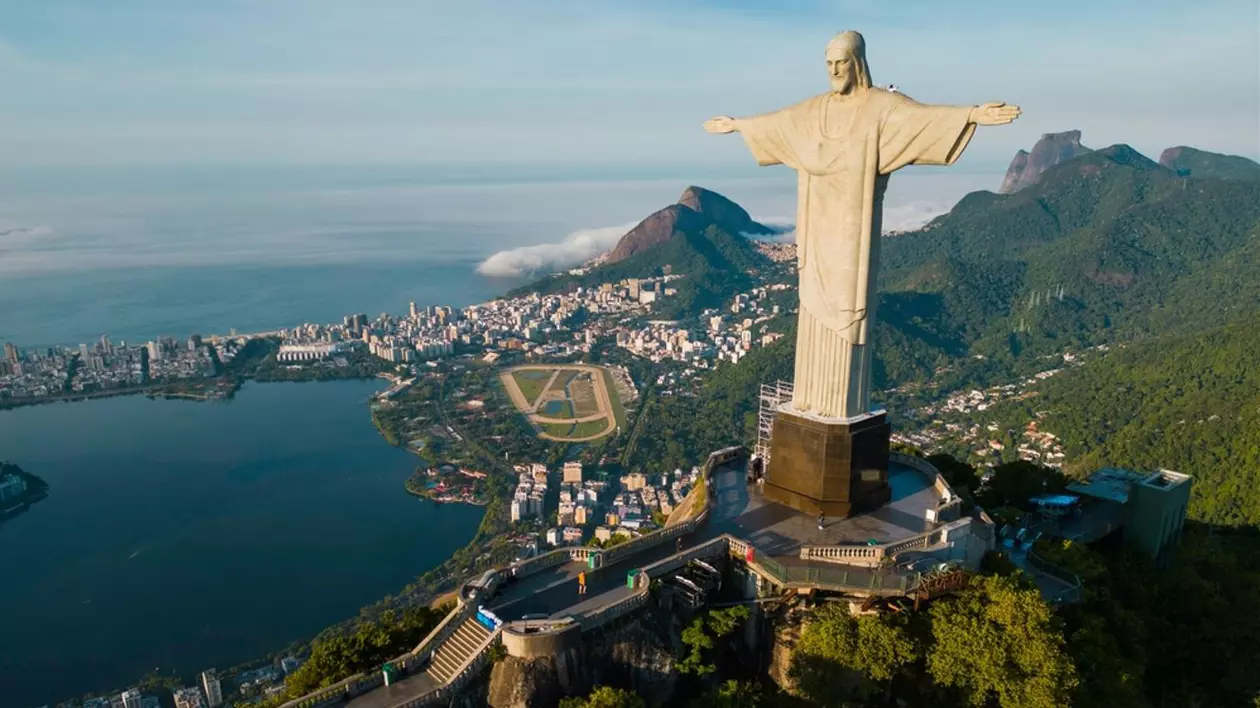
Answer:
559, 686, 646, 708
791, 603, 918, 704
678, 605, 750, 675
927, 574, 1078, 708
975, 460, 1068, 511
689, 680, 764, 708
927, 453, 981, 494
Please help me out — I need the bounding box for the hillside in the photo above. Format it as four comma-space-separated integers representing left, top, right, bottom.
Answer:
512, 187, 775, 319
880, 143, 1260, 362
1159, 145, 1260, 180
1008, 315, 1260, 526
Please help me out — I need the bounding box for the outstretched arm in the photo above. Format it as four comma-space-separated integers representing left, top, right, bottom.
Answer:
878, 94, 1020, 173
704, 108, 801, 168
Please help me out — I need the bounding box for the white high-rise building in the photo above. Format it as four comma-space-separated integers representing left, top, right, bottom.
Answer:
201, 669, 223, 708
120, 689, 143, 708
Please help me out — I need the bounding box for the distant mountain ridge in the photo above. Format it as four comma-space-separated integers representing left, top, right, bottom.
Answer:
876, 140, 1260, 380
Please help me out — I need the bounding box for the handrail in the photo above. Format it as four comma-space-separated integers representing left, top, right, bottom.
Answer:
408, 601, 473, 661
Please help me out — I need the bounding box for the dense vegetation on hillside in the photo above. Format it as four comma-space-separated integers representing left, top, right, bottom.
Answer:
245, 605, 448, 705
880, 146, 1260, 360
1160, 145, 1260, 180
992, 314, 1260, 526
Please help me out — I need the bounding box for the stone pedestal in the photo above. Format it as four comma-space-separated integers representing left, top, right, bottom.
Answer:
763, 407, 891, 517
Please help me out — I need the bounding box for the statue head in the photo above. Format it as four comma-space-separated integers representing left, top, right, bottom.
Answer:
825, 31, 873, 95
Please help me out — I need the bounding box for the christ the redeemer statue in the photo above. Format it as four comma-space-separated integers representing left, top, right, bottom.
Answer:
705, 31, 1020, 420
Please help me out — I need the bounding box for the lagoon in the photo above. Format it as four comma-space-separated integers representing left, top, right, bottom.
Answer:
0, 379, 484, 706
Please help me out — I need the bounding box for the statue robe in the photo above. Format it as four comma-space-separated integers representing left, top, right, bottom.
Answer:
738, 89, 975, 419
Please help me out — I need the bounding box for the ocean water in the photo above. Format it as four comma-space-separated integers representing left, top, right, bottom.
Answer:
0, 379, 486, 706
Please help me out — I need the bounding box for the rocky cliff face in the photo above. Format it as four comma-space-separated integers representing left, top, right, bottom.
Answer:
605, 203, 710, 263
604, 186, 772, 263
999, 130, 1092, 193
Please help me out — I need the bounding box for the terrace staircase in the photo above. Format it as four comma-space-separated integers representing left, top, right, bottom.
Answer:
426, 614, 494, 684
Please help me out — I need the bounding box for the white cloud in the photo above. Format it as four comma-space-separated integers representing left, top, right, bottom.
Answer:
475, 222, 637, 277
471, 194, 963, 280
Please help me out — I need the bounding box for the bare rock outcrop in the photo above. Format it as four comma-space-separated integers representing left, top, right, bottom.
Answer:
999, 130, 1092, 193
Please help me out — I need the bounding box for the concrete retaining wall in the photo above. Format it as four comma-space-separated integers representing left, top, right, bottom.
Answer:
502, 620, 583, 659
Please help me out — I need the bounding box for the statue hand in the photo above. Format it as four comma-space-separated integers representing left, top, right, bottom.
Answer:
703, 116, 738, 134
969, 102, 1021, 126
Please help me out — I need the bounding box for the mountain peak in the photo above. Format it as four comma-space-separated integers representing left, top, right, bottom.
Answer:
999, 130, 1092, 193
1094, 144, 1158, 169
605, 186, 770, 264
676, 186, 773, 236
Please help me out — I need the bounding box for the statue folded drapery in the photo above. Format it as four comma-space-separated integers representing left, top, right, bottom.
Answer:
705, 31, 1019, 419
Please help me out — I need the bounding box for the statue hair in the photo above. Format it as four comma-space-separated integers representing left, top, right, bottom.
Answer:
826, 30, 873, 90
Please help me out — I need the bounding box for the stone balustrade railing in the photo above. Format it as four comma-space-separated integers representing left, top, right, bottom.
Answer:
567, 547, 599, 562
799, 544, 883, 564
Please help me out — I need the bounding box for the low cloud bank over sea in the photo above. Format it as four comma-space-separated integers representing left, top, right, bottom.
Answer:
474, 193, 980, 278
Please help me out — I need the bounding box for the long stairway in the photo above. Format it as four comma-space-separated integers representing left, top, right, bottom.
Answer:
426, 615, 493, 685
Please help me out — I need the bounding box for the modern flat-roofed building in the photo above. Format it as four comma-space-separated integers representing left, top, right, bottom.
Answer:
1067, 467, 1192, 565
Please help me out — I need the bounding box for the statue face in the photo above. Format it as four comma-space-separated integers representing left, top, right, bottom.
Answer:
826, 50, 857, 93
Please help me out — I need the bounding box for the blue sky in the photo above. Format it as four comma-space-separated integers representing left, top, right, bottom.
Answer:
1, 0, 1257, 170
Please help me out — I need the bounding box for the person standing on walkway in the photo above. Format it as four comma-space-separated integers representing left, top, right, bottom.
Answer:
818, 511, 826, 530
578, 570, 587, 595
